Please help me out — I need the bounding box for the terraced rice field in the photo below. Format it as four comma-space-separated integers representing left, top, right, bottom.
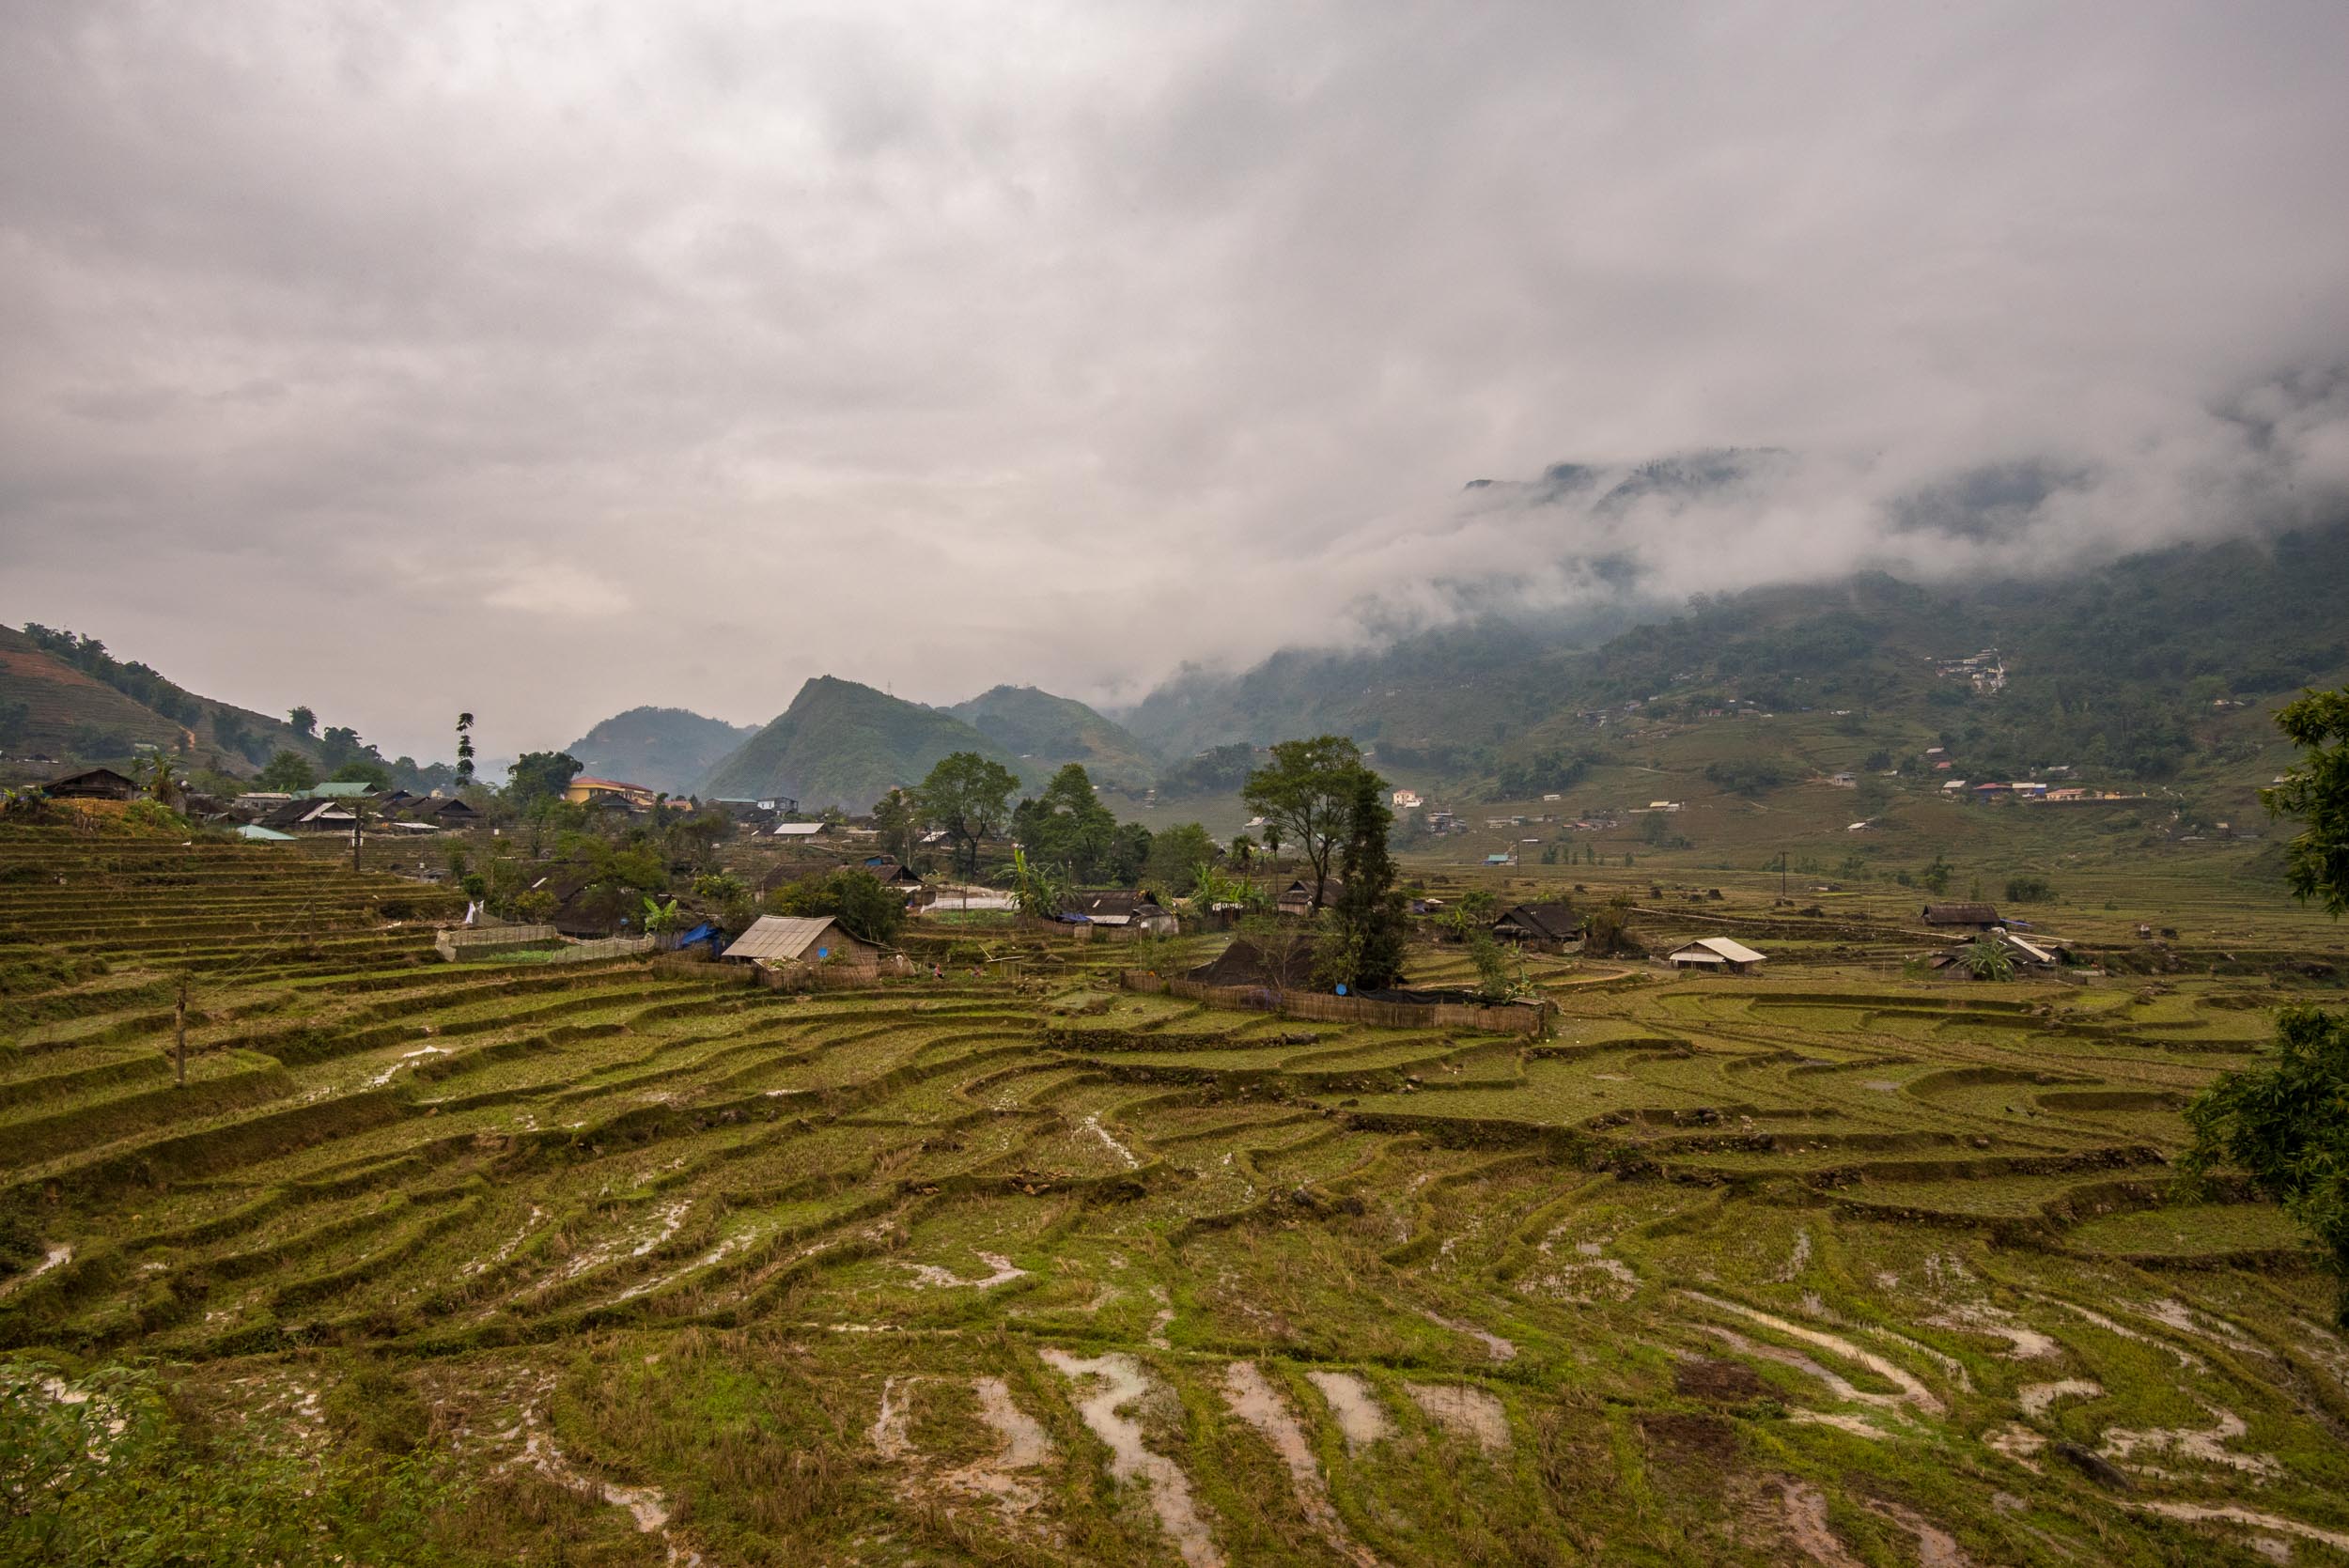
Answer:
5, 829, 2348, 1565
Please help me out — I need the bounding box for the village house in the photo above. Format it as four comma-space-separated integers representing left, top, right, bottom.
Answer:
721, 914, 879, 972
1391, 788, 1423, 810
405, 795, 480, 828
771, 821, 829, 840
1921, 902, 2002, 932
1057, 889, 1178, 936
563, 776, 658, 810
1489, 902, 1582, 951
1665, 936, 1767, 974
41, 767, 142, 800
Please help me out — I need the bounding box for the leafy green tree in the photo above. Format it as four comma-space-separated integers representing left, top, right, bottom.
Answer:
287, 705, 317, 737
1242, 736, 1364, 911
257, 750, 318, 793
873, 786, 926, 868
1315, 768, 1408, 991
455, 712, 475, 786
1465, 930, 1527, 1002
2004, 876, 2054, 903
329, 758, 391, 790
921, 752, 1019, 878
1144, 823, 1218, 896
2183, 1007, 2349, 1323
769, 868, 907, 944
0, 699, 31, 752
1107, 821, 1153, 886
1920, 854, 1953, 895
1006, 846, 1071, 921
1015, 763, 1117, 879
2265, 686, 2349, 918
506, 751, 583, 813
1960, 939, 2015, 981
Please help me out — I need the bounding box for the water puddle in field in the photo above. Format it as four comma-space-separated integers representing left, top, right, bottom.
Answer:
2036, 1296, 2205, 1370
1787, 1409, 1888, 1439
1420, 1308, 1517, 1362
2017, 1378, 2101, 1418
1700, 1324, 1905, 1413
1039, 1349, 1221, 1567
1682, 1291, 1943, 1414
2133, 1502, 2349, 1554
1221, 1363, 1382, 1567
1780, 1479, 1864, 1567
366, 1043, 448, 1087
906, 1250, 1028, 1290
1404, 1381, 1509, 1454
1307, 1371, 1392, 1452
1862, 1499, 1972, 1567
1081, 1114, 1142, 1170
515, 1412, 699, 1566
2099, 1401, 2278, 1477
0, 1243, 70, 1296
869, 1376, 915, 1460
1925, 1303, 2058, 1359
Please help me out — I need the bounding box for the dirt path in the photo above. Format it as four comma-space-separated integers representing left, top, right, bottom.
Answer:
2133, 1501, 2349, 1554
1779, 1480, 1865, 1568
906, 1250, 1028, 1289
1040, 1348, 1222, 1568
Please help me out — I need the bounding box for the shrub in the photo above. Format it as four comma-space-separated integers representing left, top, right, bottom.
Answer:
2004, 876, 2055, 903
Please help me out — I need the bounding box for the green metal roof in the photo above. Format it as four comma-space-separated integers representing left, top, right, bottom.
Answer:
304, 782, 377, 798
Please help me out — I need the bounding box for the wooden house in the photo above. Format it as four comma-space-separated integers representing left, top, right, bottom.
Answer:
1490, 902, 1582, 951
1921, 903, 2002, 931
42, 768, 140, 800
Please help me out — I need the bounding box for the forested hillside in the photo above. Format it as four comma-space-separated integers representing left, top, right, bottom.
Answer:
700, 675, 1037, 811
565, 706, 754, 795
1127, 519, 2349, 800
945, 685, 1160, 790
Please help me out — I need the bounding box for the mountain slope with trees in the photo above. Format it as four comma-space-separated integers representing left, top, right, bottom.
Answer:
1125, 517, 2349, 800
565, 706, 754, 796
0, 622, 449, 789
699, 675, 1036, 812
945, 685, 1161, 790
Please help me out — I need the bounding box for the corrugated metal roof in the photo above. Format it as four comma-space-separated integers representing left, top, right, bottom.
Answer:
1672, 937, 1766, 965
771, 822, 826, 836
722, 915, 846, 962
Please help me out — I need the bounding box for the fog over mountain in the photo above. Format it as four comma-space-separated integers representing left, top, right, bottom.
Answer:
4, 3, 2347, 760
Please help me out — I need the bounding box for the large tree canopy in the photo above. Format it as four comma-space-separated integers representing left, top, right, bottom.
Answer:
2265, 685, 2349, 918
1241, 736, 1364, 910
921, 752, 1019, 878
1012, 763, 1117, 882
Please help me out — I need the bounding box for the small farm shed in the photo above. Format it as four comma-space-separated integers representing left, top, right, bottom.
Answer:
42, 768, 140, 800
722, 914, 878, 970
1666, 937, 1767, 973
1275, 877, 1343, 917
1921, 903, 2002, 931
1491, 901, 1581, 950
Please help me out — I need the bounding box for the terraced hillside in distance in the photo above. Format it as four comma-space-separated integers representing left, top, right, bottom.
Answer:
5, 831, 2349, 1565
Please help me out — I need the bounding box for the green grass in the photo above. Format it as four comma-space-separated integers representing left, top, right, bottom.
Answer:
5, 823, 2349, 1564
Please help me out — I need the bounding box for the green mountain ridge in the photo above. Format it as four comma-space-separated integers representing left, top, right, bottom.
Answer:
0, 623, 446, 789
698, 675, 1036, 811
1123, 519, 2349, 805
565, 706, 754, 796
944, 685, 1160, 790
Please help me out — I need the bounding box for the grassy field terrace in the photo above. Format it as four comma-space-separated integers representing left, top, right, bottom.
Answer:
4, 828, 2348, 1564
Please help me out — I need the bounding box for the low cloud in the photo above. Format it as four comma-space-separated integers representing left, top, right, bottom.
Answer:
3, 3, 2346, 756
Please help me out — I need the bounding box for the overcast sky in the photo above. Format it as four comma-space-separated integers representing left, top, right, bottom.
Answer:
5, 2, 2347, 761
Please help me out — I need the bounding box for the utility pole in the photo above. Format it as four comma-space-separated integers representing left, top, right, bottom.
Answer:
352, 797, 365, 873
1780, 849, 1788, 903
174, 973, 189, 1087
